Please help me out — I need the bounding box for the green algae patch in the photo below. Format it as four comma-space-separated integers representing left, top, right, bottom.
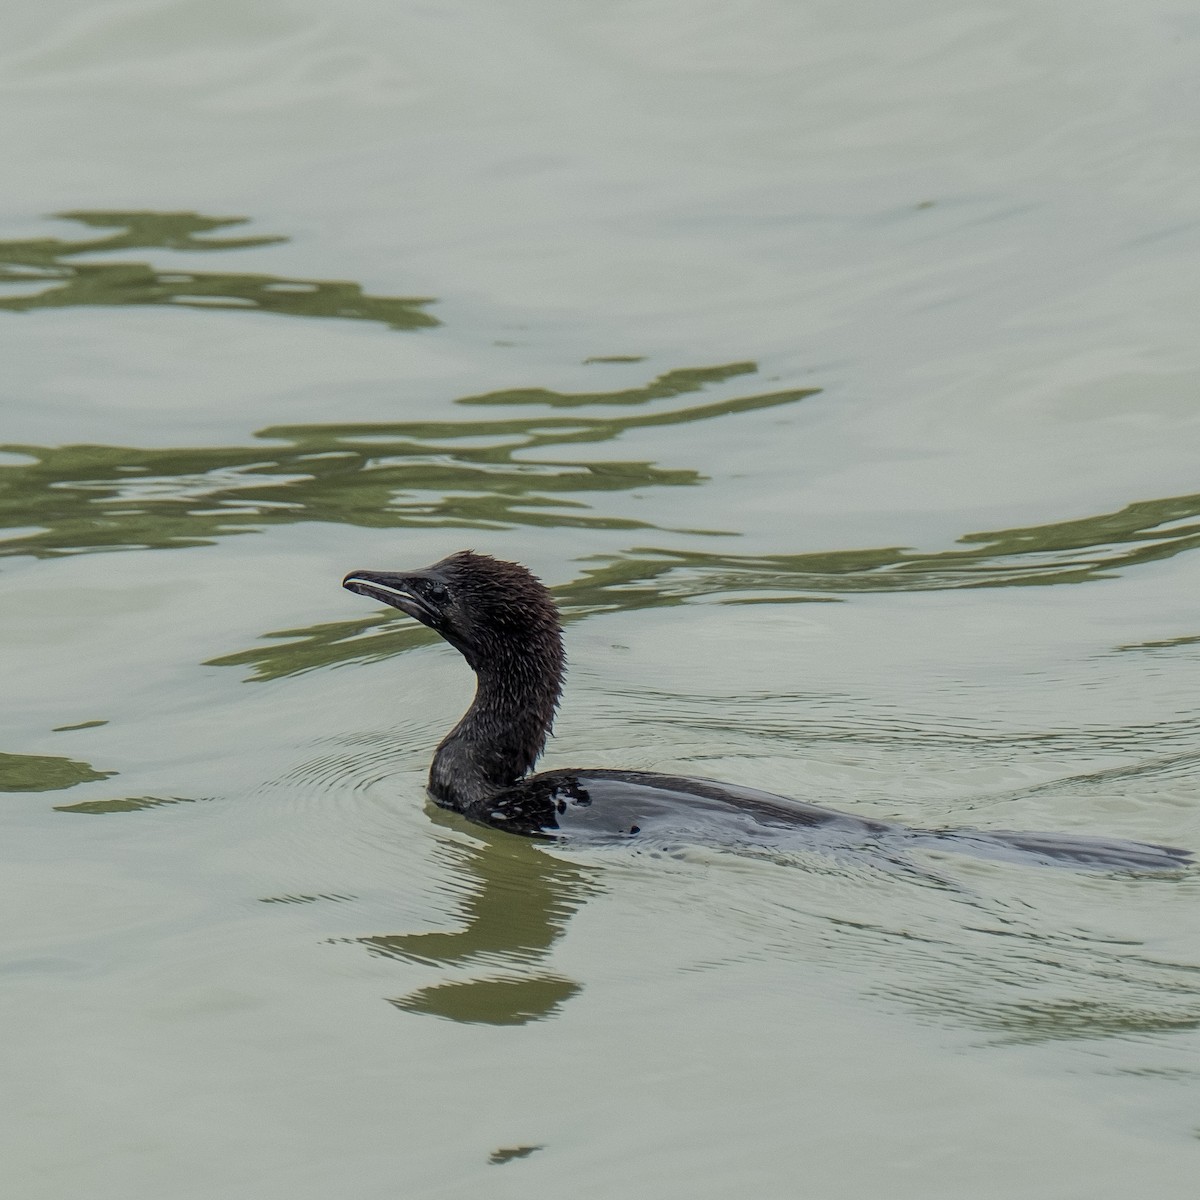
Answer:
54, 796, 191, 815
0, 752, 116, 792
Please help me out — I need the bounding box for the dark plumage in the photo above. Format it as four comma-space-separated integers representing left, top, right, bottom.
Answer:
343, 551, 1191, 872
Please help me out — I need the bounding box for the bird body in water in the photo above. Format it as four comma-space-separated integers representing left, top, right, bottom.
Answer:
343, 551, 1190, 872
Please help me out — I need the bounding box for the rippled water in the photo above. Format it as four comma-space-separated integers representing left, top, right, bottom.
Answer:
4, 2, 1200, 1197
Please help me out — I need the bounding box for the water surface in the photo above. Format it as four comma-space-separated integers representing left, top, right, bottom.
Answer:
3, 3, 1200, 1197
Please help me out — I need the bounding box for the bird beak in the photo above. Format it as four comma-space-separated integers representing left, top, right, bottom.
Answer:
342, 570, 435, 623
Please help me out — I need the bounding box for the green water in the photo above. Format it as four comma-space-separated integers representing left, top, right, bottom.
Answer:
3, 3, 1200, 1197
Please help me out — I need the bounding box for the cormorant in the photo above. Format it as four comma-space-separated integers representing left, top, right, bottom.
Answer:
343, 551, 1190, 871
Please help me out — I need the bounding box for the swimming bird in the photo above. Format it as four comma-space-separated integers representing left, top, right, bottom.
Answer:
343, 551, 1190, 871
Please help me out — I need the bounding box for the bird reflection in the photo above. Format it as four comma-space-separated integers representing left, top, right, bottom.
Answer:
357, 805, 599, 1024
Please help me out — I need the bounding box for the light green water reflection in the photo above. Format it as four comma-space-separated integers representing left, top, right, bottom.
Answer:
0, 210, 437, 330
0, 363, 807, 559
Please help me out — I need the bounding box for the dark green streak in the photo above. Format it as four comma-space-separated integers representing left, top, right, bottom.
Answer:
54, 795, 193, 815
0, 365, 809, 561
458, 361, 757, 407
0, 751, 115, 792
0, 210, 437, 330
489, 1145, 545, 1165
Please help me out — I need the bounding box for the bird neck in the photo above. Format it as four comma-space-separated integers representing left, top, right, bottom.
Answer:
428, 643, 563, 813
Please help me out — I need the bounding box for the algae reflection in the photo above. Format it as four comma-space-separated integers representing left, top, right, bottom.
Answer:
0, 750, 115, 792
0, 362, 810, 562
213, 486, 1200, 681
0, 210, 437, 329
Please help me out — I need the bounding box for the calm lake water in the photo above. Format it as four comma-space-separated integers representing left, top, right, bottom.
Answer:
4, 2, 1200, 1196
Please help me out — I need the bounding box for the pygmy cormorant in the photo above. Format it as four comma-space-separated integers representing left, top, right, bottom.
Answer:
343, 551, 1190, 871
